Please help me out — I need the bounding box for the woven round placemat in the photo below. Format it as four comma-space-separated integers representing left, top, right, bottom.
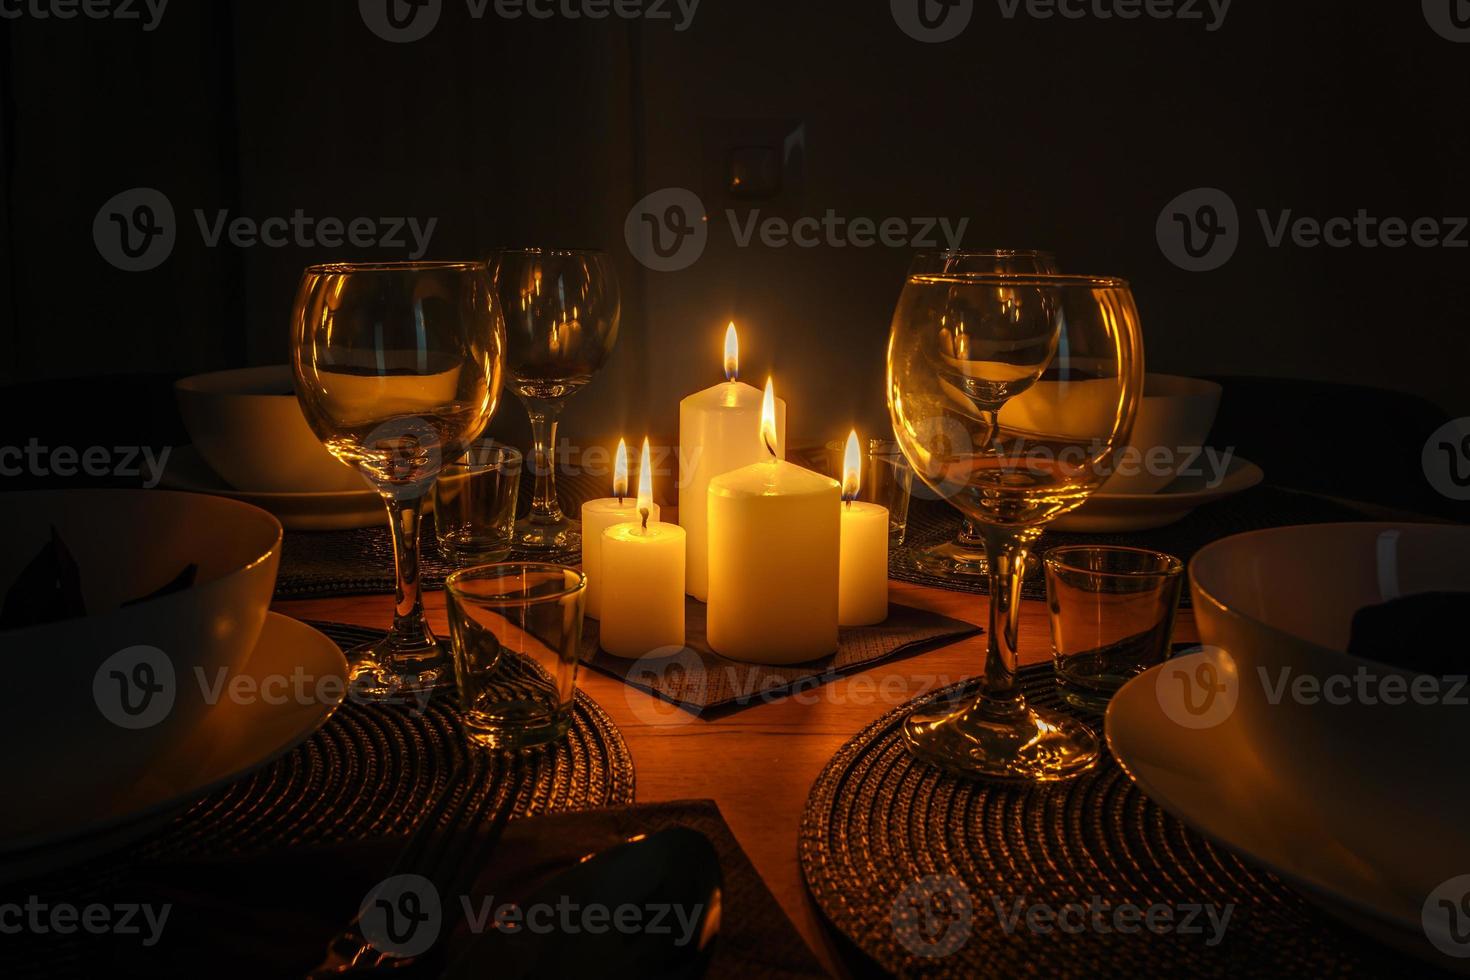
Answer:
799, 663, 1419, 977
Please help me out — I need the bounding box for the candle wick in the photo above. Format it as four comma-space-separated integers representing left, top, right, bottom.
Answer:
639, 506, 650, 531
844, 497, 852, 511
618, 495, 624, 507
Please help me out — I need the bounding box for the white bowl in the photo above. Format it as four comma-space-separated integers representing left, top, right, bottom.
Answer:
0, 490, 282, 839
175, 365, 367, 493
1103, 374, 1221, 495
1118, 522, 1470, 965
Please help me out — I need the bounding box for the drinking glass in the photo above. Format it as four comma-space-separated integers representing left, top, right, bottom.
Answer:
888, 273, 1143, 779
1044, 546, 1184, 713
490, 249, 620, 552
908, 250, 1059, 581
445, 563, 586, 750
433, 441, 523, 565
292, 262, 505, 699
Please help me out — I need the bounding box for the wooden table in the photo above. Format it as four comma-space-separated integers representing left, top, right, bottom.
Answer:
276, 582, 1199, 976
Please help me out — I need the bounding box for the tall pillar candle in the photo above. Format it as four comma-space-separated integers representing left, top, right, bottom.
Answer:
706, 379, 839, 664
600, 438, 686, 658
678, 323, 786, 601
581, 439, 660, 621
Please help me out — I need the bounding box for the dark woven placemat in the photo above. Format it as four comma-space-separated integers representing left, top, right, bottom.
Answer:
893, 485, 1377, 601
275, 469, 605, 599
799, 661, 1429, 977
581, 599, 981, 717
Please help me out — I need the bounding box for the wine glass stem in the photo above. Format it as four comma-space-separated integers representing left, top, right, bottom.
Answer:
977, 523, 1041, 710
383, 490, 433, 651
524, 397, 566, 524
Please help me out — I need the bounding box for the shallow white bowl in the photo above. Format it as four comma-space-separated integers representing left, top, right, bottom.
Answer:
0, 490, 282, 834
1110, 522, 1470, 967
175, 365, 367, 493
1103, 374, 1222, 495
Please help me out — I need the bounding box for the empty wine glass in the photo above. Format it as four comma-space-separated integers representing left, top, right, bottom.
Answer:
888, 273, 1143, 780
292, 261, 504, 699
490, 249, 620, 552
908, 250, 1059, 581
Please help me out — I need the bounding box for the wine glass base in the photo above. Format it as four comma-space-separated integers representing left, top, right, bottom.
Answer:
514, 516, 581, 552
901, 694, 1100, 781
346, 636, 456, 702
915, 539, 1040, 579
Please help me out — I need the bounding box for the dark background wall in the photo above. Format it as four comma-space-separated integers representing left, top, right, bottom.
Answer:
0, 0, 1465, 509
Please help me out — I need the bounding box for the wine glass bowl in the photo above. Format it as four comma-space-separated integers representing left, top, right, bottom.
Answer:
491, 248, 621, 552
888, 273, 1144, 780
292, 261, 505, 699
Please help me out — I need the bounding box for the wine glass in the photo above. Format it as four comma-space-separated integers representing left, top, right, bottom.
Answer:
490, 249, 620, 552
908, 250, 1060, 581
292, 261, 504, 699
888, 273, 1143, 780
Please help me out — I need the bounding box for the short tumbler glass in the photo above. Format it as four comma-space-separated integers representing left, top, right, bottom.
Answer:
445, 563, 586, 750
433, 442, 523, 565
1044, 546, 1184, 713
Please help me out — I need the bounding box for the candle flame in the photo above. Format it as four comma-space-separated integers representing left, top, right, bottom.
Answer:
842, 430, 861, 503
724, 322, 739, 382
761, 377, 778, 458
637, 437, 654, 530
613, 438, 628, 502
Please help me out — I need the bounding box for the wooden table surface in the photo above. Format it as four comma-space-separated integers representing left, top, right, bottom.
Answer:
275, 582, 1199, 977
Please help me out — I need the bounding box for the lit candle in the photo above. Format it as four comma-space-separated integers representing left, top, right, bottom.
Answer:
678, 323, 787, 600
707, 379, 839, 664
580, 438, 660, 621
600, 438, 686, 659
838, 430, 889, 626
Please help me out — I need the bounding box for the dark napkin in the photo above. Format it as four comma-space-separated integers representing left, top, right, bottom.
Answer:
11, 801, 824, 980
1348, 591, 1470, 675
582, 598, 981, 717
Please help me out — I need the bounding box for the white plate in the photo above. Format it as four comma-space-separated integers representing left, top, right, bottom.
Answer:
0, 613, 346, 877
161, 445, 386, 531
1051, 455, 1264, 533
1106, 648, 1470, 970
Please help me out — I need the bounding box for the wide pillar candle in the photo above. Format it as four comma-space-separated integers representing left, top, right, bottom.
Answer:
600, 522, 686, 658
581, 498, 660, 620
839, 502, 889, 625
678, 330, 787, 601
706, 460, 839, 664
